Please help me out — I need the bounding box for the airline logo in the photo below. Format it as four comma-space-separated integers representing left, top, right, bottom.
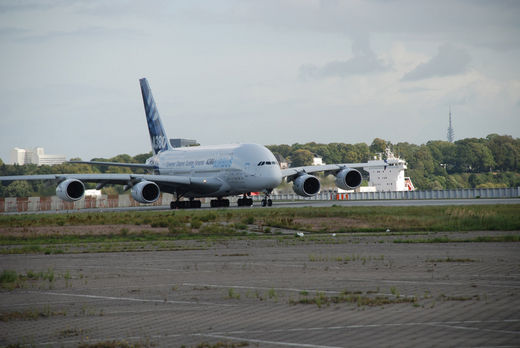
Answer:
151, 135, 168, 153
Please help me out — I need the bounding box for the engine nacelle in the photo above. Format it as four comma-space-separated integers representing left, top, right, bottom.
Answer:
56, 179, 85, 202
131, 181, 160, 203
292, 174, 321, 197
335, 168, 362, 190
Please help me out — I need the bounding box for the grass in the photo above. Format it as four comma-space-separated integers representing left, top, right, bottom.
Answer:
0, 306, 66, 321
190, 342, 249, 348
1, 205, 519, 232
0, 269, 55, 290
1, 205, 518, 255
426, 257, 477, 262
290, 291, 416, 308
77, 340, 156, 348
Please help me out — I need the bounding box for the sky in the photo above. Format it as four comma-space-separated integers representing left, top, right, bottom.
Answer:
0, 0, 519, 163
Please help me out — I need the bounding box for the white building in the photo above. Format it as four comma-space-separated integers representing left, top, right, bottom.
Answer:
312, 155, 324, 166
363, 148, 413, 192
10, 147, 66, 166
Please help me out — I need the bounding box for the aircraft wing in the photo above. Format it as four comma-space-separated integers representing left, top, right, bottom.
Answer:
281, 163, 371, 182
68, 161, 157, 170
0, 174, 222, 193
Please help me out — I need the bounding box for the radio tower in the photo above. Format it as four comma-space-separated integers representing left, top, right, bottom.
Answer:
447, 105, 454, 143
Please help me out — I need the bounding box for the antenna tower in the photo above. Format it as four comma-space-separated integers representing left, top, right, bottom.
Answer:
447, 105, 454, 143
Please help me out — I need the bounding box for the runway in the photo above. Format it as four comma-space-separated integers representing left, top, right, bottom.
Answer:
1, 230, 519, 347
2, 198, 519, 215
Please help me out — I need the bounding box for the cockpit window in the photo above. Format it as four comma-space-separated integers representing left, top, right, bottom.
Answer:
258, 161, 278, 166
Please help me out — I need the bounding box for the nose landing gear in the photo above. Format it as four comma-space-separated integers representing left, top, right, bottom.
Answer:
261, 190, 273, 207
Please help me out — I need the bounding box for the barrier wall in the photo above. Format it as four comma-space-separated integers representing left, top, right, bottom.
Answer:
0, 187, 518, 213
254, 187, 520, 202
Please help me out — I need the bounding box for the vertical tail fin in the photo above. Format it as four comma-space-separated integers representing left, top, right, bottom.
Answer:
139, 78, 172, 155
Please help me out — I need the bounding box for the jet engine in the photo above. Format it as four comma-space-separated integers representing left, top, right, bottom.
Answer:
56, 179, 85, 202
335, 168, 362, 190
131, 181, 160, 203
293, 174, 321, 197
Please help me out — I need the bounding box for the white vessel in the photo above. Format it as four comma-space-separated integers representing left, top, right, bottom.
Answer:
363, 148, 414, 192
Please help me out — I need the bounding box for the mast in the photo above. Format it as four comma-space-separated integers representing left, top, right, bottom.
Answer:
447, 105, 455, 143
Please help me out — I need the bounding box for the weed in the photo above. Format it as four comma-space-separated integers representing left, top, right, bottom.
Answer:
242, 216, 255, 225
268, 288, 277, 299
390, 286, 400, 298
194, 341, 249, 348
427, 257, 476, 263
77, 340, 156, 348
0, 306, 66, 321
58, 327, 85, 338
0, 270, 17, 284
227, 288, 240, 299
190, 218, 202, 229
290, 292, 416, 308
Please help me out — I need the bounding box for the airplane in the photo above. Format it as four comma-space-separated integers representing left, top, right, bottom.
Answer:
0, 78, 365, 209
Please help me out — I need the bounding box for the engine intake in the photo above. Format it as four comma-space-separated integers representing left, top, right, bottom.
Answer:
293, 174, 320, 197
131, 181, 160, 203
56, 179, 85, 202
335, 168, 362, 190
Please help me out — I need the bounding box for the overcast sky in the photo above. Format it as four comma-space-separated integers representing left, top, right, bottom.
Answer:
0, 0, 519, 162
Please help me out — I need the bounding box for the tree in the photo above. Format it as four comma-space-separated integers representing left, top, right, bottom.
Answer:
4, 181, 32, 197
290, 149, 314, 167
370, 138, 387, 154
133, 152, 153, 163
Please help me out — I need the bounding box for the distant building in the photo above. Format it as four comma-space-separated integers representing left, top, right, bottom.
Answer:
10, 147, 66, 166
170, 138, 198, 148
312, 155, 324, 166
274, 153, 290, 169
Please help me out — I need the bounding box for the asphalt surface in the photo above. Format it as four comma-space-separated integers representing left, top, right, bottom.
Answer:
1, 231, 519, 347
2, 198, 520, 215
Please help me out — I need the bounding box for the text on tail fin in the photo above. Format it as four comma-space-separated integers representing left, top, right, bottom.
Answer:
139, 78, 171, 154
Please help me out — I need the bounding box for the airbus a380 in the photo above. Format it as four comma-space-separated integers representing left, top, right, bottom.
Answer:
0, 78, 366, 209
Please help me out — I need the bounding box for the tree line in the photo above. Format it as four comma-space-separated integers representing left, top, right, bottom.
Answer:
268, 134, 520, 190
0, 134, 519, 197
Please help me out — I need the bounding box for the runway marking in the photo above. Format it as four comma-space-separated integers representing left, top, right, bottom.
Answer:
34, 319, 520, 347
195, 333, 343, 348
29, 291, 235, 307
336, 278, 520, 289
427, 323, 520, 335
208, 319, 520, 336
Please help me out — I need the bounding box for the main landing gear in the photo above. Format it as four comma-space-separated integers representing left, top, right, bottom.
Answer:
210, 198, 230, 208
170, 199, 201, 209
237, 194, 253, 207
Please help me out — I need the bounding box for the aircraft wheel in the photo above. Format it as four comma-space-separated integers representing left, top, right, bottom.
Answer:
261, 199, 267, 207
267, 199, 272, 207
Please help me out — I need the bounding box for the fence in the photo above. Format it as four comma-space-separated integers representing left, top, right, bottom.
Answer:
253, 187, 520, 202
0, 187, 518, 213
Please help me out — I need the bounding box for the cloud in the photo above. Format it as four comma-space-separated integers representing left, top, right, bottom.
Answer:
402, 44, 471, 81
299, 37, 389, 79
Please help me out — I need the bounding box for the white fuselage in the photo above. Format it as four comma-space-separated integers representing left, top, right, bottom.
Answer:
150, 143, 282, 197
